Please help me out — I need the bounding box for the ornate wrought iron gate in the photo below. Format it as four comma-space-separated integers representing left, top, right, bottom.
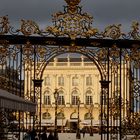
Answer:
0, 0, 140, 140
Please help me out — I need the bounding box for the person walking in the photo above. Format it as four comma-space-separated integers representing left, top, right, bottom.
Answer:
40, 129, 48, 140
47, 131, 54, 140
12, 134, 19, 140
23, 129, 31, 140
82, 128, 86, 138
30, 129, 37, 140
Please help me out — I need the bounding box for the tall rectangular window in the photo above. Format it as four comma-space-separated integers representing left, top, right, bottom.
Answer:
86, 96, 93, 105
86, 76, 92, 86
72, 96, 78, 105
58, 96, 65, 105
58, 76, 64, 86
44, 76, 50, 86
72, 76, 79, 86
44, 96, 51, 105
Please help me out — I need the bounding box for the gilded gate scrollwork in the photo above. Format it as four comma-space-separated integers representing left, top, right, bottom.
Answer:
0, 0, 139, 140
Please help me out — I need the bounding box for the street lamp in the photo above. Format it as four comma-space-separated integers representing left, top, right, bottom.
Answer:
76, 97, 81, 139
54, 88, 59, 140
90, 104, 94, 136
61, 109, 64, 133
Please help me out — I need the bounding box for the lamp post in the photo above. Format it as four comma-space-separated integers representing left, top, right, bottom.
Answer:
76, 97, 81, 139
54, 88, 59, 140
90, 104, 94, 136
61, 109, 64, 133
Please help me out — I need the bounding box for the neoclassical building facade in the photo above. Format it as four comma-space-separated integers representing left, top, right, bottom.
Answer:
40, 55, 101, 130
24, 54, 129, 131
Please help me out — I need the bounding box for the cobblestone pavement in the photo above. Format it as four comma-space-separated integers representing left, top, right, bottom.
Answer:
8, 132, 100, 140
10, 132, 138, 140
55, 133, 101, 140
18, 132, 100, 140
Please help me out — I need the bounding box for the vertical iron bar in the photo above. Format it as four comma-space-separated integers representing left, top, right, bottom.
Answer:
101, 87, 103, 140
100, 81, 110, 140
137, 68, 140, 112
40, 85, 42, 135
76, 97, 81, 139
119, 48, 122, 140
33, 45, 36, 130
8, 47, 11, 92
107, 47, 110, 140
33, 79, 43, 135
17, 46, 22, 140
122, 60, 125, 118
54, 89, 59, 140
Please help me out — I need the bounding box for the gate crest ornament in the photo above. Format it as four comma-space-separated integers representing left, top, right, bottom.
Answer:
46, 0, 98, 39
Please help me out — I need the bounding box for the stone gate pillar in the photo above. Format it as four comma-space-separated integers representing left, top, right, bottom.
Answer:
33, 79, 43, 133
100, 80, 110, 140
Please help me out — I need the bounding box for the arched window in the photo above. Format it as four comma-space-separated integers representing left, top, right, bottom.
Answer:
58, 90, 65, 105
84, 113, 92, 120
72, 76, 79, 86
44, 76, 50, 86
71, 90, 79, 105
42, 112, 51, 119
58, 75, 64, 86
85, 90, 93, 105
57, 112, 65, 119
70, 112, 77, 119
86, 75, 92, 86
44, 90, 51, 105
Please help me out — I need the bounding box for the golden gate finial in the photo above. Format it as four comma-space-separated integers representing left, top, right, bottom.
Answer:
65, 0, 81, 6
65, 0, 81, 14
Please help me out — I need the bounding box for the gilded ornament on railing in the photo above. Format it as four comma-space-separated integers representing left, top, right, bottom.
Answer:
0, 47, 8, 56
110, 44, 120, 58
36, 46, 47, 58
130, 44, 140, 68
0, 48, 7, 65
124, 53, 130, 61
23, 41, 34, 56
0, 13, 140, 40
0, 16, 9, 34
82, 28, 98, 38
97, 48, 108, 60
109, 44, 120, 72
122, 113, 140, 138
0, 40, 8, 65
20, 19, 41, 36
46, 26, 62, 36
0, 40, 9, 46
69, 45, 79, 52
130, 21, 140, 40
103, 24, 122, 39
23, 41, 34, 70
133, 80, 140, 98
